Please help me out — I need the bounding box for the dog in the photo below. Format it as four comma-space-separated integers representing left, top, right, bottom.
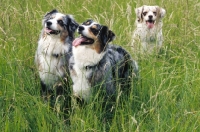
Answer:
69, 19, 139, 104
35, 9, 78, 112
131, 5, 166, 54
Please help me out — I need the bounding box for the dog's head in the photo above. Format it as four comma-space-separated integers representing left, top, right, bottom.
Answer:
42, 9, 78, 38
135, 5, 166, 29
72, 20, 115, 53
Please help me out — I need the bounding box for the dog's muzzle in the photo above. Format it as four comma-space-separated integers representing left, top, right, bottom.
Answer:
45, 21, 61, 35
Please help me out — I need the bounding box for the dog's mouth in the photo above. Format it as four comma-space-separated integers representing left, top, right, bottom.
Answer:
146, 20, 155, 29
45, 27, 60, 35
73, 35, 94, 47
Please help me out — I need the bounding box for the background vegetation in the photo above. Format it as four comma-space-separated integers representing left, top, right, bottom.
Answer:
0, 0, 200, 131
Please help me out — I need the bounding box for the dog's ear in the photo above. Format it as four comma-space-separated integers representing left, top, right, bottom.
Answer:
99, 26, 115, 46
44, 9, 58, 18
65, 15, 79, 38
156, 6, 166, 18
135, 6, 144, 22
160, 8, 166, 18
42, 9, 58, 25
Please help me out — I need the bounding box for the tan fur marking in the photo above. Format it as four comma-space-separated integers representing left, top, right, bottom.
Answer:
92, 25, 97, 29
42, 30, 47, 38
60, 30, 69, 42
51, 14, 56, 19
89, 29, 97, 39
87, 40, 102, 54
93, 41, 102, 53
37, 58, 43, 72
86, 21, 90, 25
141, 6, 144, 22
155, 7, 161, 25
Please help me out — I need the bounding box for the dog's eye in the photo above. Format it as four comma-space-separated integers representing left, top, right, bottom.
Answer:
57, 20, 63, 25
153, 12, 157, 16
143, 12, 147, 16
91, 28, 99, 35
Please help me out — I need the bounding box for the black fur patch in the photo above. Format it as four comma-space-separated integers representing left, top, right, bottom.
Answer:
44, 9, 58, 21
65, 16, 79, 38
99, 26, 115, 52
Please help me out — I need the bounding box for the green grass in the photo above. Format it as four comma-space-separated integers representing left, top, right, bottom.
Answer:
1, 0, 200, 131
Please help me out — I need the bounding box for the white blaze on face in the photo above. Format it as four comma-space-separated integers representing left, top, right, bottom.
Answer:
45, 13, 65, 31
80, 25, 90, 36
143, 6, 157, 29
72, 21, 99, 47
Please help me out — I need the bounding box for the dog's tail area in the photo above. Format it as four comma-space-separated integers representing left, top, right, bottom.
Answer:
114, 45, 139, 79
107, 44, 139, 95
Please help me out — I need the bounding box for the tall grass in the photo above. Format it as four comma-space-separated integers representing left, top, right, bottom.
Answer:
0, 0, 200, 131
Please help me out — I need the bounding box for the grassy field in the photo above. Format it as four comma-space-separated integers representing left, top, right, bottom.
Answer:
1, 0, 200, 131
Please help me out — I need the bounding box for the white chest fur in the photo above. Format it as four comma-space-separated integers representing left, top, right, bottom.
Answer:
71, 46, 105, 101
132, 22, 163, 53
36, 35, 69, 86
135, 23, 162, 42
73, 46, 105, 67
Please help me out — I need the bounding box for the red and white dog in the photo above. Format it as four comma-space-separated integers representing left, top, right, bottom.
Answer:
132, 5, 166, 54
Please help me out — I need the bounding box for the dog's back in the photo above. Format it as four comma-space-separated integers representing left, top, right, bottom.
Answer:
82, 44, 139, 97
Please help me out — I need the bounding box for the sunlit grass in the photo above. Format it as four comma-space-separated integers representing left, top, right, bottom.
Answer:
0, 0, 200, 131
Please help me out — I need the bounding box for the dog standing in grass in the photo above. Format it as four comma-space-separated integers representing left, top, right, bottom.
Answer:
35, 9, 78, 113
131, 5, 166, 55
70, 19, 139, 105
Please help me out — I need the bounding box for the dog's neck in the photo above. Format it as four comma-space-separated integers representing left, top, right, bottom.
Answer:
43, 32, 60, 39
38, 33, 72, 58
135, 22, 163, 37
72, 45, 106, 69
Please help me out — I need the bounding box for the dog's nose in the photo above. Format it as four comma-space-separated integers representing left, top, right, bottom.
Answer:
46, 21, 52, 26
148, 15, 153, 19
78, 26, 84, 32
